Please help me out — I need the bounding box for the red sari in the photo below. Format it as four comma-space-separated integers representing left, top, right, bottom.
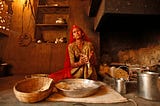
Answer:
48, 25, 95, 82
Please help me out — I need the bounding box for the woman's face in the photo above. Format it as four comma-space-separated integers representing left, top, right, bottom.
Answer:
72, 28, 83, 40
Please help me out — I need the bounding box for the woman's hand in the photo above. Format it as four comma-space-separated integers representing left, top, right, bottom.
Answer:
79, 54, 89, 65
89, 51, 94, 59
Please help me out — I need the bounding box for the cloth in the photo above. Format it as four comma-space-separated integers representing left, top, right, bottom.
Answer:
46, 83, 128, 104
48, 25, 97, 82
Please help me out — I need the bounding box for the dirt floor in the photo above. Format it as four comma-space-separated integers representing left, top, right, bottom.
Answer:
0, 75, 160, 106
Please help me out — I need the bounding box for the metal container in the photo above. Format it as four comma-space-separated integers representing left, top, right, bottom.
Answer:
115, 78, 126, 94
137, 72, 160, 101
55, 79, 102, 98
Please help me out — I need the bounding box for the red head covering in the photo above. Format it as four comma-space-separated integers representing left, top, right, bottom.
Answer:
69, 25, 90, 43
49, 25, 90, 82
64, 25, 90, 68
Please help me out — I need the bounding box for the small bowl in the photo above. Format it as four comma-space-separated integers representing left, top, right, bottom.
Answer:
55, 18, 66, 24
55, 79, 102, 98
25, 74, 48, 79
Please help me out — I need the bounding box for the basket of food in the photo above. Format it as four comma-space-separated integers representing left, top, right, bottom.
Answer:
55, 79, 102, 98
13, 77, 54, 103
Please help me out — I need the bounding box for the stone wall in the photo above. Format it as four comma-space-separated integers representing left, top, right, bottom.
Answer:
100, 30, 160, 66
118, 44, 160, 66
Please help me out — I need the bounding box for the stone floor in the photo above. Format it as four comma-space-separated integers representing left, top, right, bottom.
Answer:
0, 75, 159, 106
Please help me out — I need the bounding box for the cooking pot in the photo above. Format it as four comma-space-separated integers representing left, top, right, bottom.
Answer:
137, 71, 160, 101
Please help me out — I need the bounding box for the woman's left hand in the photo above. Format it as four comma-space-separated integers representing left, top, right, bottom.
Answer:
89, 51, 94, 59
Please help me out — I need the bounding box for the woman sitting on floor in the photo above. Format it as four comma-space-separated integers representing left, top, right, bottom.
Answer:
48, 25, 98, 82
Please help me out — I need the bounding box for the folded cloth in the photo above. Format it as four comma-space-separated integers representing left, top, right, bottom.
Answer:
46, 83, 128, 104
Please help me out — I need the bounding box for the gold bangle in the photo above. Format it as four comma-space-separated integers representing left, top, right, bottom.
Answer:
76, 62, 78, 67
75, 62, 79, 67
77, 62, 81, 66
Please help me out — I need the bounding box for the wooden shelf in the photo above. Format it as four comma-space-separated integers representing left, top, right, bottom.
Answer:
37, 5, 69, 14
38, 5, 69, 8
36, 24, 68, 30
0, 32, 8, 37
36, 23, 67, 27
35, 0, 69, 41
38, 0, 69, 6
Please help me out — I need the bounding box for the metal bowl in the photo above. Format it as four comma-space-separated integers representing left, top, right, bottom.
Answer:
55, 79, 102, 98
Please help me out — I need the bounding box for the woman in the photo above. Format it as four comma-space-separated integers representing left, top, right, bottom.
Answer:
49, 25, 97, 82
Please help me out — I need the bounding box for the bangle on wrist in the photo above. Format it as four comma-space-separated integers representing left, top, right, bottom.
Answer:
75, 62, 80, 67
78, 61, 81, 66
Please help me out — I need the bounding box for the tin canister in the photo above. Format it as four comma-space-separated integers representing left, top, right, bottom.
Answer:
137, 72, 160, 101
115, 78, 126, 94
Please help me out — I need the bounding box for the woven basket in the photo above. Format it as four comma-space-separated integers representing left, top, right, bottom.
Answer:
13, 77, 54, 103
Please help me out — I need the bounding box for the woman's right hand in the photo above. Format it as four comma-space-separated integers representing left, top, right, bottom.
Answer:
79, 54, 89, 65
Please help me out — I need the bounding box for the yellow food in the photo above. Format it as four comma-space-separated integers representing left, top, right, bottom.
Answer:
114, 68, 129, 80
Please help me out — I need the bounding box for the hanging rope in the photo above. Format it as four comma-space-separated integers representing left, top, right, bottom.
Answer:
28, 0, 36, 21
18, 0, 32, 47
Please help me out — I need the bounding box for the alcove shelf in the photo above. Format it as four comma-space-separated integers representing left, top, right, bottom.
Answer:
37, 5, 69, 14
36, 23, 67, 29
35, 0, 69, 42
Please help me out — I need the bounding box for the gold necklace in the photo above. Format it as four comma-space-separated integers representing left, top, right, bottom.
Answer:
76, 41, 84, 50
